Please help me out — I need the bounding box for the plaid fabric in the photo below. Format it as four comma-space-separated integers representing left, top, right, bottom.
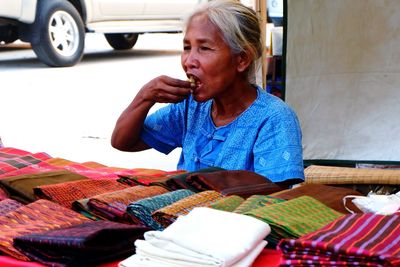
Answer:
117, 170, 187, 187
0, 199, 89, 261
86, 185, 169, 223
245, 196, 343, 246
208, 195, 245, 212
0, 148, 52, 175
13, 221, 150, 267
33, 179, 129, 208
233, 195, 286, 214
151, 190, 224, 228
0, 199, 23, 216
0, 170, 89, 204
126, 189, 195, 230
305, 165, 400, 185
279, 213, 400, 266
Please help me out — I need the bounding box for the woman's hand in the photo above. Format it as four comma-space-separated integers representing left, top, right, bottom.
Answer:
139, 75, 192, 104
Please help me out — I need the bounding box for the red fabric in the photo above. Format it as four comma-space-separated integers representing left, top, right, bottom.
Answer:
0, 249, 282, 267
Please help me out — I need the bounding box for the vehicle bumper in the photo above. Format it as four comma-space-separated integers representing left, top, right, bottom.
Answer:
0, 0, 37, 24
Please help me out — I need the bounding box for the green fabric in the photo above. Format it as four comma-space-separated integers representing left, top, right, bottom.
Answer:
0, 170, 88, 203
233, 195, 285, 214
208, 195, 245, 212
245, 196, 343, 245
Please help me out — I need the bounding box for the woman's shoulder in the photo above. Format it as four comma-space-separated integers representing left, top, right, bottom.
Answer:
251, 87, 297, 118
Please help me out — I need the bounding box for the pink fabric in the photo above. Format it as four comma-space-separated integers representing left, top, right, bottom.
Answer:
0, 249, 282, 267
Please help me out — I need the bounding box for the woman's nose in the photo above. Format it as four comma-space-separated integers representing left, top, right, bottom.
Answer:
183, 50, 199, 69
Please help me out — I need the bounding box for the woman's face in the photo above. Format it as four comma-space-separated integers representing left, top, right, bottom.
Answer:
181, 14, 240, 102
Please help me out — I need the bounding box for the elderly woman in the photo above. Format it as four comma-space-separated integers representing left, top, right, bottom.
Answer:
111, 0, 304, 184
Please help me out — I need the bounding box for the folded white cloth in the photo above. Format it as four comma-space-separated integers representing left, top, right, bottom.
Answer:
119, 207, 270, 267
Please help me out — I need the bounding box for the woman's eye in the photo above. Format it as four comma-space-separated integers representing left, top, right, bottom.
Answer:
183, 45, 191, 51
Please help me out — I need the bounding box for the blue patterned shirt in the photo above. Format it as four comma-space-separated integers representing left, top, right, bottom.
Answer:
141, 86, 304, 182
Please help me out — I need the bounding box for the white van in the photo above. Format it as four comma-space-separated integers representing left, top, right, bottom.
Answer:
0, 0, 205, 67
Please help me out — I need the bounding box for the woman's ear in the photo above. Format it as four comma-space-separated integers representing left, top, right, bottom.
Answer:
236, 51, 252, 73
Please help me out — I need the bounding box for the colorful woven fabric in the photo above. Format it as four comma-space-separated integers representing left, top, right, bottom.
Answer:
245, 196, 343, 246
305, 164, 400, 185
126, 189, 194, 230
279, 213, 400, 266
208, 195, 245, 212
272, 184, 364, 214
233, 195, 286, 214
152, 190, 224, 228
0, 170, 89, 204
0, 148, 51, 175
0, 198, 23, 216
0, 199, 89, 260
72, 198, 104, 221
13, 220, 150, 267
33, 179, 129, 208
86, 185, 169, 223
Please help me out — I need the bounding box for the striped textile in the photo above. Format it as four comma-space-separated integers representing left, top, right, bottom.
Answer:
245, 196, 343, 246
152, 190, 224, 228
0, 199, 23, 216
33, 179, 129, 208
72, 198, 104, 221
233, 195, 286, 214
0, 148, 51, 175
126, 189, 194, 230
13, 221, 150, 267
0, 170, 89, 204
305, 165, 400, 185
0, 199, 89, 261
208, 195, 245, 212
86, 185, 169, 223
279, 213, 400, 266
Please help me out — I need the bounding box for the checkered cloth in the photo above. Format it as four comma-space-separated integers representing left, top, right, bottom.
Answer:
0, 147, 51, 175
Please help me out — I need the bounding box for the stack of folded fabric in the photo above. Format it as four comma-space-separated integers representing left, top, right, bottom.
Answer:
208, 195, 245, 212
151, 190, 224, 228
83, 185, 169, 223
119, 207, 270, 267
279, 213, 400, 266
13, 221, 150, 267
245, 196, 343, 246
126, 189, 195, 230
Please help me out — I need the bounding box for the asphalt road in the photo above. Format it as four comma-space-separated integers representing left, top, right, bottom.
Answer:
0, 33, 184, 171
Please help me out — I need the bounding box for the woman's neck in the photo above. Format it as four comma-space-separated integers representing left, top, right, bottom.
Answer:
211, 82, 257, 127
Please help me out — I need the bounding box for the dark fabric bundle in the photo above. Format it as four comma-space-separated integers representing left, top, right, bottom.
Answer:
14, 221, 150, 267
164, 167, 225, 191
186, 170, 283, 198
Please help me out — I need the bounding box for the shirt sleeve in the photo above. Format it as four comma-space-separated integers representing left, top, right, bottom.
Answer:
253, 107, 305, 182
140, 101, 187, 155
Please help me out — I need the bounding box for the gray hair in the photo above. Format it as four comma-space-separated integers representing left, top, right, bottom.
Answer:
184, 0, 263, 79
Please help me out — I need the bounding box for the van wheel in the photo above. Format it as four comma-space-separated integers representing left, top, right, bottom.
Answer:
31, 0, 85, 67
104, 33, 138, 50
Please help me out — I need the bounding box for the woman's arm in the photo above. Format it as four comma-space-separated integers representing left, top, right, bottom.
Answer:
111, 75, 191, 152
